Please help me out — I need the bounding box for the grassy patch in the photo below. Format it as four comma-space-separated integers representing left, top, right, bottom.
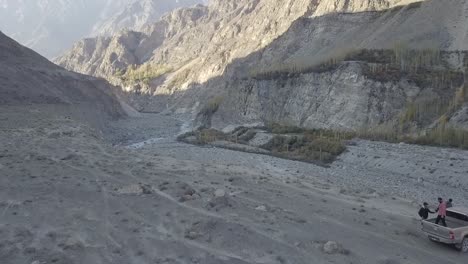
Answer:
249, 49, 357, 80
177, 124, 352, 164
266, 122, 305, 134
177, 129, 226, 145
248, 47, 465, 91
358, 123, 468, 150
199, 96, 224, 118
116, 63, 173, 85
406, 126, 468, 149
261, 126, 353, 163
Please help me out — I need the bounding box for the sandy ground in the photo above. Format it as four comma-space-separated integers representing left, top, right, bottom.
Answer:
1, 106, 467, 264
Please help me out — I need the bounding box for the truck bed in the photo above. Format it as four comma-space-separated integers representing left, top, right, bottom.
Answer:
425, 218, 467, 229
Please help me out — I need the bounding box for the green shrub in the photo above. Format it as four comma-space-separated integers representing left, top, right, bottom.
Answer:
409, 125, 468, 149
199, 96, 224, 117
177, 131, 197, 141
261, 125, 350, 164
197, 129, 226, 144
248, 49, 358, 80
118, 63, 172, 85
358, 122, 468, 150
178, 129, 226, 145
267, 123, 305, 134
238, 130, 257, 143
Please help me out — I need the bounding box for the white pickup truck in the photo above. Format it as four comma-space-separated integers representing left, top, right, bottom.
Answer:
421, 207, 468, 253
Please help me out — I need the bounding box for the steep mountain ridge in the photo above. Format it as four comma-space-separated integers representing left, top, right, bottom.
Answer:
0, 0, 203, 58
57, 0, 468, 135
313, 0, 420, 15
90, 0, 204, 37
0, 30, 127, 129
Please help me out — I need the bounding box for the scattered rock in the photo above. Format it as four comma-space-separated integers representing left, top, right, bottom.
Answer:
323, 241, 340, 254
60, 153, 78, 161
185, 231, 200, 240
140, 184, 153, 194
322, 241, 349, 255
116, 183, 153, 195
206, 195, 234, 211
179, 195, 196, 203
214, 189, 226, 197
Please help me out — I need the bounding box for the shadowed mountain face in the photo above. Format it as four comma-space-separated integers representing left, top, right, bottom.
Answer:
56, 0, 468, 132
0, 0, 203, 58
0, 30, 126, 128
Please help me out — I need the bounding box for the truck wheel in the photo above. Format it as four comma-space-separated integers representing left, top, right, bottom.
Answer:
455, 237, 468, 253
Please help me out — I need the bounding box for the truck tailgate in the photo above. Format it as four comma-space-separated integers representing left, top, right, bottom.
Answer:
422, 219, 451, 241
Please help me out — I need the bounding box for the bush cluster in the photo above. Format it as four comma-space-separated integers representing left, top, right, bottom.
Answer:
116, 64, 172, 85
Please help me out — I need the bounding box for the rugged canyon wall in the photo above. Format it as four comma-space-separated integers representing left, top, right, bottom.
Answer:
56, 0, 468, 132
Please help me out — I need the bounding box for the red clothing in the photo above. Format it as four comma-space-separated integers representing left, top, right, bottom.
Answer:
438, 202, 447, 217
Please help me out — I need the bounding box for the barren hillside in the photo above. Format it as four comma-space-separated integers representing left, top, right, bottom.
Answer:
0, 30, 126, 129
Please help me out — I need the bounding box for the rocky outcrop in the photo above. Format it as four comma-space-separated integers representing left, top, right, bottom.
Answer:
216, 62, 417, 130
313, 0, 420, 16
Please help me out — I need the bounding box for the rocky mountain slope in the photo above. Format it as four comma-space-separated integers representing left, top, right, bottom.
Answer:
0, 30, 127, 129
0, 0, 202, 58
56, 0, 468, 138
90, 0, 204, 37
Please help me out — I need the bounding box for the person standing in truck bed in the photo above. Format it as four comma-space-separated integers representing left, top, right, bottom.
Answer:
435, 197, 447, 227
446, 198, 453, 208
418, 202, 435, 220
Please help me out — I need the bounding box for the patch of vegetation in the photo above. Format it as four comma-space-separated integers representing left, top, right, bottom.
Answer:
116, 63, 173, 85
248, 46, 465, 92
229, 126, 258, 144
195, 96, 224, 128
398, 99, 454, 129
266, 122, 306, 134
455, 83, 468, 106
178, 122, 353, 164
407, 125, 468, 149
261, 127, 354, 164
198, 96, 224, 118
177, 129, 226, 145
358, 121, 468, 150
249, 49, 358, 80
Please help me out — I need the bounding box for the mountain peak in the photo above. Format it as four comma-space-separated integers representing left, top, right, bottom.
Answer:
0, 0, 204, 58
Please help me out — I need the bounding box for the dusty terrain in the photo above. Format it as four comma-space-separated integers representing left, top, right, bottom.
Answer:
1, 107, 467, 264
